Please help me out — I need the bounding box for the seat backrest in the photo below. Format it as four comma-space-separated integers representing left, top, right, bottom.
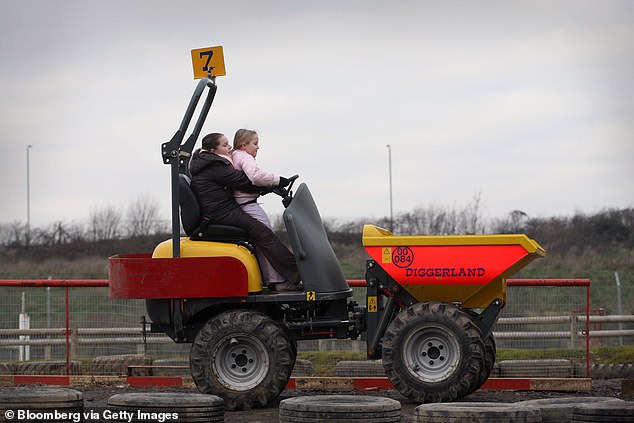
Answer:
178, 174, 200, 236
179, 173, 250, 243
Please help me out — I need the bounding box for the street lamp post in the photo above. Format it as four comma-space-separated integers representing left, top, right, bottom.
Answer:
386, 144, 393, 232
26, 144, 32, 247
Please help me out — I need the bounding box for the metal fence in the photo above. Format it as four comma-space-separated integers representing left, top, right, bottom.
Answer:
1, 278, 632, 377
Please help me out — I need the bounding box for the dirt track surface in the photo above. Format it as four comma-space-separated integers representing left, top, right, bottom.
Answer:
76, 379, 623, 423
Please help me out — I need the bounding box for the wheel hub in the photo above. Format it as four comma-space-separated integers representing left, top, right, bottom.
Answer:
234, 352, 248, 368
426, 345, 441, 360
403, 325, 461, 383
212, 334, 269, 391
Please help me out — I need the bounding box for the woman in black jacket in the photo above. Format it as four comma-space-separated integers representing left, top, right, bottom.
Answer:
189, 132, 301, 292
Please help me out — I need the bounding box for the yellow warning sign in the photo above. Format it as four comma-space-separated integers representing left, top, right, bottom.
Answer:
368, 296, 378, 312
382, 247, 392, 264
306, 291, 316, 301
191, 46, 226, 79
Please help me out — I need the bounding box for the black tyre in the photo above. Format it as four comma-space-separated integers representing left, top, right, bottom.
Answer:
14, 360, 82, 375
291, 358, 314, 376
91, 354, 152, 376
414, 402, 541, 423
499, 359, 573, 378
108, 392, 224, 422
279, 395, 401, 422
465, 333, 496, 395
190, 309, 295, 410
516, 397, 625, 423
335, 360, 386, 377
0, 387, 83, 422
0, 387, 83, 407
382, 302, 485, 403
572, 401, 634, 422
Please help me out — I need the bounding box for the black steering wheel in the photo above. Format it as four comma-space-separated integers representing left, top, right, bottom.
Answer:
285, 174, 299, 192
271, 174, 299, 202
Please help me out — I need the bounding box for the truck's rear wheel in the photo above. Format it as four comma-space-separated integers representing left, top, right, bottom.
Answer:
382, 302, 485, 403
190, 309, 295, 410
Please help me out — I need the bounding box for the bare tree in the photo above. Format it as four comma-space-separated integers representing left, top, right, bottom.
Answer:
37, 221, 78, 245
0, 223, 13, 245
465, 191, 484, 234
387, 192, 486, 236
1, 221, 26, 246
89, 205, 122, 241
493, 210, 528, 234
126, 193, 160, 237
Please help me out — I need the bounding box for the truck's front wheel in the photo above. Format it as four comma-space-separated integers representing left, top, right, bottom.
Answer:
190, 309, 295, 410
382, 302, 485, 403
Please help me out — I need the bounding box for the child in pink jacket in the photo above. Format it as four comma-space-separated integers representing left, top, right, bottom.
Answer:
232, 129, 293, 291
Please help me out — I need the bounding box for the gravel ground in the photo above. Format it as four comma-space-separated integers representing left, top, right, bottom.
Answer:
75, 379, 624, 423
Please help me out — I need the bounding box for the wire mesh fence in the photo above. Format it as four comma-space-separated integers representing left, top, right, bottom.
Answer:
0, 279, 631, 378
0, 286, 189, 363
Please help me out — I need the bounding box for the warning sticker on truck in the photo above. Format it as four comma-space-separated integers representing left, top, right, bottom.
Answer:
382, 248, 392, 264
368, 296, 378, 312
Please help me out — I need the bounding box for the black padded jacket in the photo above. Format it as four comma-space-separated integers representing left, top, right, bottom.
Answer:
189, 151, 261, 221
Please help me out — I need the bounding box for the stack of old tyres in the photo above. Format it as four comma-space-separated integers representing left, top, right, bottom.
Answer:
0, 387, 83, 423
107, 392, 224, 422
499, 358, 573, 377
414, 402, 541, 423
516, 397, 625, 422
291, 358, 314, 376
92, 353, 152, 376
13, 361, 82, 375
572, 400, 634, 423
279, 395, 401, 422
334, 360, 385, 377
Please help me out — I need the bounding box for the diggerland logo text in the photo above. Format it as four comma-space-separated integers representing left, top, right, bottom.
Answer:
405, 267, 486, 278
389, 246, 487, 279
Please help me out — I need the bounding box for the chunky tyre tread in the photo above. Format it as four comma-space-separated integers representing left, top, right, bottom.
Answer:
190, 309, 295, 411
382, 302, 485, 403
465, 333, 496, 395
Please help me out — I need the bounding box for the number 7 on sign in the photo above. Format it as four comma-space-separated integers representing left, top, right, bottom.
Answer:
200, 50, 214, 72
191, 46, 226, 79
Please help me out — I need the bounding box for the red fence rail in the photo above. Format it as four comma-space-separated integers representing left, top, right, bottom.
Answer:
0, 278, 591, 377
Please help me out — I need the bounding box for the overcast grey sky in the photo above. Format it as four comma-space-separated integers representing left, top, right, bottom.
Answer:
1, 0, 633, 228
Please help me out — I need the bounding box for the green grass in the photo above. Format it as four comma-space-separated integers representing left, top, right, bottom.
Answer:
497, 345, 634, 364
496, 348, 587, 362
590, 345, 634, 364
